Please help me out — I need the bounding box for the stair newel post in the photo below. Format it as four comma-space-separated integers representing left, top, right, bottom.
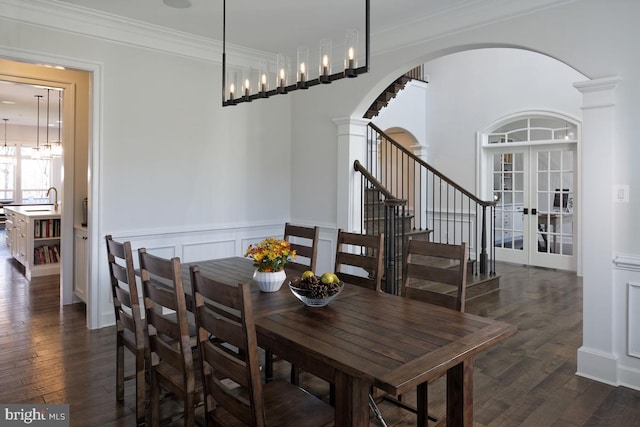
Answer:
480, 204, 488, 275
383, 201, 394, 294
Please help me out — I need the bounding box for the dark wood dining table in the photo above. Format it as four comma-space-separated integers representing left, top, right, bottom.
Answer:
183, 257, 516, 427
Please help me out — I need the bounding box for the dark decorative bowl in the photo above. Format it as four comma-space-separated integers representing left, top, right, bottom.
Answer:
288, 281, 344, 307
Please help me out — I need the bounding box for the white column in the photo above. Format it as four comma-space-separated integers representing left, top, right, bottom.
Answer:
333, 117, 369, 232
575, 76, 621, 385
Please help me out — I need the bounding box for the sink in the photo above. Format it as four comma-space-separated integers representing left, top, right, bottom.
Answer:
23, 206, 54, 212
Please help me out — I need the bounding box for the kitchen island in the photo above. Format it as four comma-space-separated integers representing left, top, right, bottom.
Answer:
5, 205, 61, 280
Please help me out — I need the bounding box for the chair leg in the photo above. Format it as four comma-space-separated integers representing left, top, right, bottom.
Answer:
150, 372, 160, 427
135, 351, 146, 425
264, 350, 274, 382
184, 391, 195, 427
290, 365, 300, 385
116, 336, 124, 401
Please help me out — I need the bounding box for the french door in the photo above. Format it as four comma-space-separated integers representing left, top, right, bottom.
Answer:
492, 144, 576, 270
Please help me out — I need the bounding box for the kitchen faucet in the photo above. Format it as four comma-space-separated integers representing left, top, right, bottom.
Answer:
47, 187, 59, 211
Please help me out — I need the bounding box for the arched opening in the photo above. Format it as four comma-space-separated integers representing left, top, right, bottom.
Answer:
366, 47, 586, 271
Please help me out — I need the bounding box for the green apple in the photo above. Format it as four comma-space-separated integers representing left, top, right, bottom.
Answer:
320, 272, 334, 285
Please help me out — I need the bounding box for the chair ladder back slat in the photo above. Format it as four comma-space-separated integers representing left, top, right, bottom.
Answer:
284, 223, 320, 273
403, 239, 469, 313
335, 229, 384, 292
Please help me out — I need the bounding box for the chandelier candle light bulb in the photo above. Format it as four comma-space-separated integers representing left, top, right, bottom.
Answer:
297, 46, 309, 89
319, 38, 332, 83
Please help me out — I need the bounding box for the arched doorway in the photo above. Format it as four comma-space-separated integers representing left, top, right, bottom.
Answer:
481, 113, 579, 271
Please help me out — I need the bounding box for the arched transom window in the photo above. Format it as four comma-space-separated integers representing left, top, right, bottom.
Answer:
488, 117, 577, 144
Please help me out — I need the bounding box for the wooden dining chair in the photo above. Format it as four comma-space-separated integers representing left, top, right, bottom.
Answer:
299, 229, 385, 404
189, 265, 334, 427
138, 248, 203, 427
105, 235, 147, 426
264, 223, 320, 384
389, 238, 469, 425
334, 229, 385, 292
402, 239, 468, 312
283, 223, 320, 274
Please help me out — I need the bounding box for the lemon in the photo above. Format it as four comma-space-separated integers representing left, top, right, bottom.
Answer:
320, 272, 334, 285
301, 270, 315, 279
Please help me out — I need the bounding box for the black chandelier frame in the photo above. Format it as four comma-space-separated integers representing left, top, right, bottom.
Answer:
222, 0, 370, 107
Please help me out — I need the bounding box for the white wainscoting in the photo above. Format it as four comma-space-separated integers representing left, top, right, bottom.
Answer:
612, 253, 640, 390
427, 209, 477, 257
97, 222, 338, 328
628, 281, 640, 359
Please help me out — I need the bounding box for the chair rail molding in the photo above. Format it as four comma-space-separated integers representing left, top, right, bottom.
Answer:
613, 254, 640, 272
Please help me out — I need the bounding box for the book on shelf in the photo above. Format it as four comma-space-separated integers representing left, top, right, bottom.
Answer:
33, 219, 61, 239
33, 244, 60, 265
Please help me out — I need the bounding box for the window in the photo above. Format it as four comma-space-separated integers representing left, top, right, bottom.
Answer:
488, 117, 577, 144
20, 147, 52, 203
0, 148, 16, 201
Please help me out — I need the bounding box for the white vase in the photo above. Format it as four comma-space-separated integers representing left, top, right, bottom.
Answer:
253, 269, 286, 293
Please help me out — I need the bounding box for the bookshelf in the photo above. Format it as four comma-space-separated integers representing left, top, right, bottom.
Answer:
4, 206, 61, 280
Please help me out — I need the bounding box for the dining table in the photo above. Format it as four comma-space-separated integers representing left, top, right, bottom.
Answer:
182, 257, 517, 427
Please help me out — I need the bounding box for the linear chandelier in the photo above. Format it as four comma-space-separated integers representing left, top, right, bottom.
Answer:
222, 0, 370, 106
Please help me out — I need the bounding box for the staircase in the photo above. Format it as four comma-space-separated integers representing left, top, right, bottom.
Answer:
363, 65, 427, 119
354, 123, 500, 300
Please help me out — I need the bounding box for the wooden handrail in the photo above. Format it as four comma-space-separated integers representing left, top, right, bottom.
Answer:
368, 122, 497, 208
354, 160, 407, 206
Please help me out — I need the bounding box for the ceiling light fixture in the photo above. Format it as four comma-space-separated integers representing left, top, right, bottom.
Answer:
1, 118, 15, 165
221, 0, 370, 106
41, 89, 54, 160
32, 94, 43, 159
51, 90, 63, 157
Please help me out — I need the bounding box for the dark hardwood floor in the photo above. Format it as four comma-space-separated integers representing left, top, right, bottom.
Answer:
1, 233, 640, 426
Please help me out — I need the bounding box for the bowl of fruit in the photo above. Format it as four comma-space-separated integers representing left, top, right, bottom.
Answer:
289, 270, 344, 307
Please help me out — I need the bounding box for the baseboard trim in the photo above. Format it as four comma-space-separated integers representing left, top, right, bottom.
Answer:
576, 346, 618, 386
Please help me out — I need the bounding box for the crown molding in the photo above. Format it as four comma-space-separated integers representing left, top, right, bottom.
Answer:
1, 0, 225, 62
372, 0, 580, 56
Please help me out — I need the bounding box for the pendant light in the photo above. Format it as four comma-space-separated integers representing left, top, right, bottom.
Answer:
51, 90, 63, 157
32, 94, 43, 159
40, 89, 53, 160
1, 118, 15, 165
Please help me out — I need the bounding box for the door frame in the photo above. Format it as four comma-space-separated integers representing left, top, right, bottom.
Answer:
477, 111, 582, 273
0, 51, 101, 329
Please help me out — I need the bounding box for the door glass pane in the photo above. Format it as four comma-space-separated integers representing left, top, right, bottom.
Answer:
493, 152, 523, 251
538, 152, 548, 171
538, 172, 548, 192
562, 151, 574, 170
549, 151, 561, 170
535, 149, 574, 256
514, 172, 524, 191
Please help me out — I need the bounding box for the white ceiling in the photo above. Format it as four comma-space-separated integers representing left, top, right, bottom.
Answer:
0, 0, 570, 128
52, 0, 472, 49
0, 80, 62, 130
1, 0, 474, 127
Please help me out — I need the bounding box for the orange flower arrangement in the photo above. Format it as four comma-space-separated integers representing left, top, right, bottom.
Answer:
244, 237, 296, 272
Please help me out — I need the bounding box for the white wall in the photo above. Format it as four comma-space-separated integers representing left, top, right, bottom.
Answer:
373, 79, 428, 145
